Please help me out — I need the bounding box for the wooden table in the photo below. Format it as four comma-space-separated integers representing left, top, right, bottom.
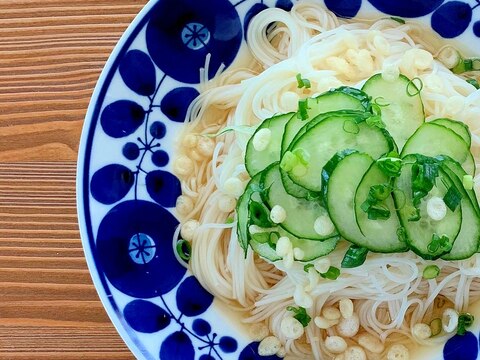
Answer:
0, 1, 147, 358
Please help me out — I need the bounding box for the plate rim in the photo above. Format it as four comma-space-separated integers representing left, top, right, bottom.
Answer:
76, 1, 158, 359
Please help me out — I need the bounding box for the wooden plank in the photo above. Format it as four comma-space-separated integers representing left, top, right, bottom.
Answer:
0, 1, 146, 357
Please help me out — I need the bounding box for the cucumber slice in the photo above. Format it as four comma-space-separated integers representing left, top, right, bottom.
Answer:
436, 155, 480, 216
322, 151, 407, 252
430, 118, 471, 147
281, 87, 370, 154
394, 155, 462, 260
286, 115, 395, 192
250, 226, 339, 262
401, 123, 475, 175
261, 163, 336, 240
354, 162, 407, 253
245, 113, 294, 177
236, 172, 262, 254
362, 73, 424, 149
438, 163, 480, 260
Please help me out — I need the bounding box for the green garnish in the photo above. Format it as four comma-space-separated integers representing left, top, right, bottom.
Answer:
303, 263, 314, 272
427, 234, 452, 254
396, 227, 407, 243
452, 58, 480, 74
466, 78, 480, 89
423, 265, 441, 279
176, 239, 192, 262
457, 313, 474, 335
286, 306, 312, 327
297, 98, 310, 120
361, 183, 393, 220
430, 318, 442, 336
296, 73, 311, 89
252, 232, 269, 244
341, 245, 369, 268
443, 185, 462, 212
377, 152, 402, 178
411, 159, 439, 208
463, 175, 474, 190
293, 148, 310, 166
249, 201, 273, 227
406, 77, 423, 97
320, 266, 341, 280
366, 114, 386, 129
390, 16, 406, 24
225, 217, 234, 224
280, 151, 299, 172
343, 119, 360, 134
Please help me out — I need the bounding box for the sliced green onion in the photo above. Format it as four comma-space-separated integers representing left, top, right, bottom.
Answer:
377, 153, 403, 178
406, 77, 424, 97
176, 239, 192, 262
457, 313, 474, 335
341, 245, 369, 268
466, 78, 480, 89
320, 266, 340, 280
443, 185, 462, 212
252, 232, 270, 244
293, 148, 310, 166
428, 234, 452, 254
297, 98, 309, 120
423, 265, 441, 279
390, 16, 406, 24
286, 306, 312, 327
373, 96, 391, 107
430, 318, 442, 336
367, 204, 391, 220
205, 125, 254, 138
463, 175, 474, 190
249, 201, 273, 227
366, 115, 386, 129
296, 73, 311, 89
304, 263, 314, 272
225, 217, 234, 224
280, 151, 299, 172
452, 58, 480, 74
343, 119, 360, 134
291, 164, 308, 177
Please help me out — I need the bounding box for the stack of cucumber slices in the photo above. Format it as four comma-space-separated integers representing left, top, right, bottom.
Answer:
237, 73, 480, 265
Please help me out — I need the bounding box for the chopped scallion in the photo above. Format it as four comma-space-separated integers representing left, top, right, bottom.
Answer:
176, 239, 191, 262
297, 98, 310, 120
225, 217, 234, 224
452, 58, 480, 74
457, 313, 474, 335
252, 232, 270, 244
341, 245, 369, 268
293, 148, 310, 166
423, 265, 440, 279
443, 185, 462, 212
286, 306, 311, 327
280, 151, 299, 172
303, 263, 314, 272
343, 119, 360, 134
390, 16, 406, 24
427, 234, 452, 254
377, 152, 402, 178
466, 78, 480, 89
296, 73, 311, 89
463, 175, 474, 190
249, 201, 273, 227
366, 115, 386, 129
320, 266, 340, 280
406, 77, 423, 97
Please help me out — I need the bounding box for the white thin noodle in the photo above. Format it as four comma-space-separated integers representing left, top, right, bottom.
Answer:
173, 2, 480, 359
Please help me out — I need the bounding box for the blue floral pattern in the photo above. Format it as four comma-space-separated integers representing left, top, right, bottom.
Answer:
77, 0, 480, 359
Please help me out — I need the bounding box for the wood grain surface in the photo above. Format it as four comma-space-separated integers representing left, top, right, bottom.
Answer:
0, 1, 148, 358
